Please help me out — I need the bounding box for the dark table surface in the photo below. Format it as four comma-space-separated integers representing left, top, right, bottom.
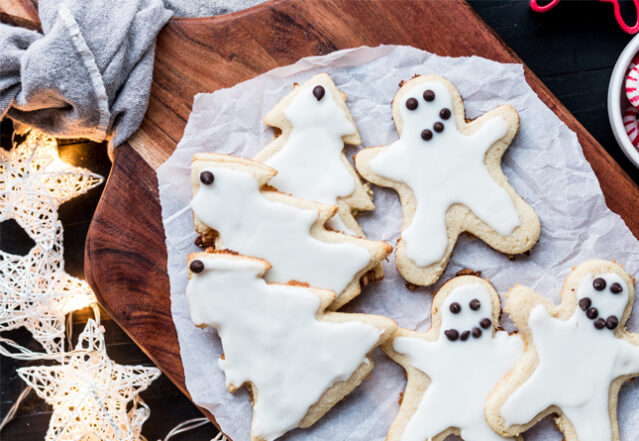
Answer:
1, 1, 639, 440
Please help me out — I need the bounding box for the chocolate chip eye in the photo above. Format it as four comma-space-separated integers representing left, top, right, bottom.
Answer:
189, 259, 204, 273
472, 327, 482, 338
606, 316, 619, 330
610, 282, 623, 294
200, 171, 214, 185
444, 329, 459, 341
423, 89, 435, 101
593, 277, 606, 291
449, 302, 461, 314
586, 307, 599, 319
406, 97, 418, 110
421, 129, 433, 141
460, 331, 470, 341
313, 85, 325, 101
594, 318, 606, 329
480, 318, 491, 329
439, 108, 451, 120
579, 297, 591, 311
469, 299, 480, 311
433, 122, 444, 133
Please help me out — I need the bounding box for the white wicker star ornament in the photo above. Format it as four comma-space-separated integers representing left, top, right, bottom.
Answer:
17, 319, 161, 441
0, 130, 104, 353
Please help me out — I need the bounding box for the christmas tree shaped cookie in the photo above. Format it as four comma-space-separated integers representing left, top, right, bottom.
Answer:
383, 275, 523, 441
190, 153, 391, 309
186, 251, 397, 441
254, 73, 373, 236
486, 260, 639, 441
355, 75, 540, 286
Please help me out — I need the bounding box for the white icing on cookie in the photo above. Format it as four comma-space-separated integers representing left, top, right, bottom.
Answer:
501, 273, 639, 441
393, 284, 522, 441
264, 82, 357, 206
190, 167, 371, 297
186, 255, 381, 441
369, 81, 520, 266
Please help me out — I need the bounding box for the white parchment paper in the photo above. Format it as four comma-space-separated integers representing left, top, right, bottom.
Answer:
157, 45, 639, 441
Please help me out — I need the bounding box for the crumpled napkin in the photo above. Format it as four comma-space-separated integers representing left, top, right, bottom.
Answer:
0, 0, 172, 158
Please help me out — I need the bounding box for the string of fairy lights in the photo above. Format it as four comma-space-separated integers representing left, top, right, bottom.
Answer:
0, 129, 222, 440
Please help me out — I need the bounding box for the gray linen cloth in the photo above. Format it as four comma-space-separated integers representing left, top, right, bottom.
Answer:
0, 0, 173, 158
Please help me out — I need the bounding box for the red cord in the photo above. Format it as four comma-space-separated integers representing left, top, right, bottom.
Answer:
601, 0, 639, 34
530, 0, 561, 13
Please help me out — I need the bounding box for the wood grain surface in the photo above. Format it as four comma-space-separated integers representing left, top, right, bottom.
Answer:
85, 0, 639, 433
3, 0, 639, 437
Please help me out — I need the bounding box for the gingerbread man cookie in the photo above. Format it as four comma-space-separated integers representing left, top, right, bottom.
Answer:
355, 75, 540, 286
186, 251, 397, 441
486, 260, 639, 441
190, 153, 391, 309
383, 275, 523, 441
254, 73, 374, 237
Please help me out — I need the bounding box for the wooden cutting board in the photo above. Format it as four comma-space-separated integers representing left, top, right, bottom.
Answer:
8, 0, 639, 435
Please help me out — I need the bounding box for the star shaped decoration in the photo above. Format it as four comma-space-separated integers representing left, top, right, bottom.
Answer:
488, 260, 639, 441
383, 276, 522, 441
355, 75, 539, 286
17, 319, 161, 441
0, 130, 104, 352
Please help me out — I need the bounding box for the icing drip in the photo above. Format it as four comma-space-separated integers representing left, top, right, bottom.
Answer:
394, 284, 522, 441
186, 255, 381, 441
369, 81, 520, 266
191, 167, 371, 298
264, 81, 357, 206
501, 273, 639, 441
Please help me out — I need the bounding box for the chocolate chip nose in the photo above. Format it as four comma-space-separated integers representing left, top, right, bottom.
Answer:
479, 318, 491, 329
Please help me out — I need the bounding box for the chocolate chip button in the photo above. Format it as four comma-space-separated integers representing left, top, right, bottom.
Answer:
469, 299, 481, 311
449, 302, 461, 314
444, 329, 459, 341
606, 316, 619, 330
433, 122, 444, 133
480, 318, 491, 329
421, 129, 433, 141
439, 108, 451, 120
594, 318, 606, 330
460, 330, 470, 341
313, 85, 325, 101
593, 277, 606, 291
423, 89, 435, 101
472, 327, 482, 338
406, 97, 418, 110
610, 282, 623, 294
579, 297, 592, 311
586, 307, 599, 320
189, 259, 204, 273
200, 171, 214, 185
